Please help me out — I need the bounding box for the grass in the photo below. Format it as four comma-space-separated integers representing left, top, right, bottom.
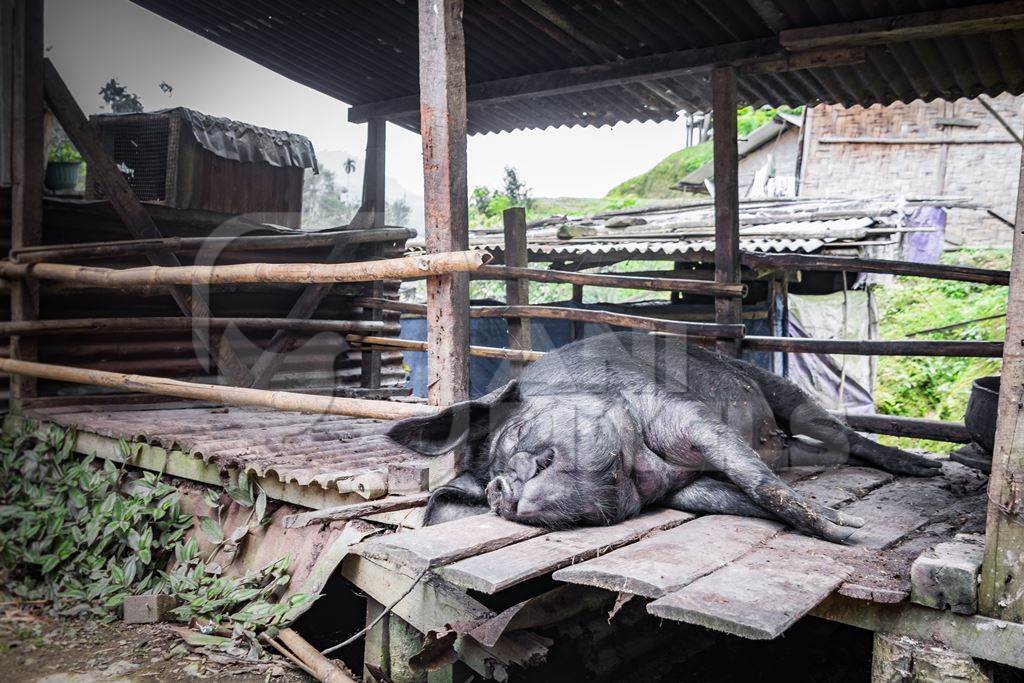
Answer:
874, 248, 1009, 452
606, 142, 713, 199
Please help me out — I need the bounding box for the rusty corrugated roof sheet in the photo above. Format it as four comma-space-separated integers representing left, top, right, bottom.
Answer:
129, 0, 1024, 134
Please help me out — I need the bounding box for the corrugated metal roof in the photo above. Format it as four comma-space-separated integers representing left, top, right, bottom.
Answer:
129, 0, 1024, 135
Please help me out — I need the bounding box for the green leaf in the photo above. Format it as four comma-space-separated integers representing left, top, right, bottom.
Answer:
198, 516, 224, 544
202, 489, 221, 508
40, 554, 60, 574
254, 491, 267, 524
226, 487, 253, 508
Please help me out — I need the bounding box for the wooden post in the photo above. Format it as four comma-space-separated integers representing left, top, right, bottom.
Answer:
9, 0, 43, 407
502, 207, 531, 376
0, 0, 14, 186
979, 151, 1024, 621
571, 283, 584, 340
360, 118, 387, 390
420, 0, 470, 407
712, 66, 741, 357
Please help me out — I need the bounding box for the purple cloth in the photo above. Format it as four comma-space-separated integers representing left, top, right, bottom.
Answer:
905, 206, 947, 264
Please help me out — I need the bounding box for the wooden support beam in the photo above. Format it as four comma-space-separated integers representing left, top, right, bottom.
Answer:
9, 0, 43, 406
503, 207, 531, 376
0, 317, 399, 337
420, 0, 470, 407
41, 58, 250, 386
742, 336, 1003, 358
0, 0, 14, 186
474, 264, 747, 297
712, 66, 741, 357
360, 119, 387, 391
836, 412, 972, 444
348, 41, 862, 122
741, 251, 1009, 286
980, 148, 1024, 621
780, 1, 1024, 51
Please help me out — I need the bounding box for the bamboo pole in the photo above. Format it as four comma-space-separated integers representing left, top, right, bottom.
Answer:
0, 317, 399, 337
10, 227, 415, 263
0, 357, 435, 420
347, 335, 544, 362
475, 264, 747, 296
353, 298, 745, 339
742, 336, 1003, 357
0, 250, 490, 287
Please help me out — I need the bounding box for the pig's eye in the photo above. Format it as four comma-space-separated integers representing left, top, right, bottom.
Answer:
536, 449, 554, 471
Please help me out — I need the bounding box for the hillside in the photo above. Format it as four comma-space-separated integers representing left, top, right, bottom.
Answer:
606, 142, 712, 198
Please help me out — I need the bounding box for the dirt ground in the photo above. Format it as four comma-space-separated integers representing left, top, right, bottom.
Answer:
0, 605, 313, 683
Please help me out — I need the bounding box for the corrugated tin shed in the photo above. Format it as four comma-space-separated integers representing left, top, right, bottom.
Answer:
446, 196, 967, 260
129, 0, 1024, 134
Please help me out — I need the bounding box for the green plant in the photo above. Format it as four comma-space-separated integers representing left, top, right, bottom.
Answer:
47, 141, 82, 164
0, 427, 315, 659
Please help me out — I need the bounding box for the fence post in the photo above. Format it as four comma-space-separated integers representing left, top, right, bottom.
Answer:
712, 65, 742, 357
502, 207, 531, 376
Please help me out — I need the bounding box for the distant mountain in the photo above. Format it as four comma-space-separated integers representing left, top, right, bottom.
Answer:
316, 150, 424, 232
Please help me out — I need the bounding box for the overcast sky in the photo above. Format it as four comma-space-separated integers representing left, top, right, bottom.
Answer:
45, 0, 690, 199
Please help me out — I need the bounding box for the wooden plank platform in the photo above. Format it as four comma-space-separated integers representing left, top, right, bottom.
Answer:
348, 461, 986, 643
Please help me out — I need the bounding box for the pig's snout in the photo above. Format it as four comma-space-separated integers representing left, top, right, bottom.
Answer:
486, 475, 515, 516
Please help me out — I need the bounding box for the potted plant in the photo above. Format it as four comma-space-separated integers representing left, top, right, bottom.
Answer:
45, 139, 83, 191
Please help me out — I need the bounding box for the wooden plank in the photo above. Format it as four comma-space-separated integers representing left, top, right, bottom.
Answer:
813, 593, 1024, 671
10, 0, 43, 405
712, 66, 741, 357
420, 0, 470, 407
355, 513, 546, 570
437, 508, 692, 594
790, 466, 895, 509
552, 515, 782, 599
842, 477, 959, 550
41, 59, 249, 386
780, 1, 1024, 51
647, 533, 853, 639
741, 251, 1009, 286
502, 207, 531, 377
980, 140, 1024, 621
283, 492, 431, 528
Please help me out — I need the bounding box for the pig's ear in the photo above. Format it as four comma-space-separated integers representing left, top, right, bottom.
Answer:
386, 380, 519, 456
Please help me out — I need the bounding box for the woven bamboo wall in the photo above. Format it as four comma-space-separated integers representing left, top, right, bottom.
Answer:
799, 94, 1024, 247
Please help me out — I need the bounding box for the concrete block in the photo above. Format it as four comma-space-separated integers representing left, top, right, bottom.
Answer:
910, 540, 984, 615
123, 594, 178, 624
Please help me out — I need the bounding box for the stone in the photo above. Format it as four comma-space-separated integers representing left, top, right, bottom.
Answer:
604, 216, 647, 228
122, 594, 178, 624
910, 540, 984, 614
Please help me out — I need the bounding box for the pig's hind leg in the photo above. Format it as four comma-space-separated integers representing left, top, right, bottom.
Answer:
663, 477, 775, 520
728, 358, 942, 477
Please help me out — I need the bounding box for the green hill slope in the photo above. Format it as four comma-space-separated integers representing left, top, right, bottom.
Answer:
606, 141, 712, 199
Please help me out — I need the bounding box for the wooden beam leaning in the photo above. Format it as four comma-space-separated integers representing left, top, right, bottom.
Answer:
420, 0, 471, 407
780, 1, 1024, 51
712, 66, 742, 357
741, 251, 1009, 286
0, 251, 490, 287
9, 0, 43, 406
475, 265, 747, 297
41, 58, 249, 386
503, 207, 531, 376
0, 357, 434, 420
979, 145, 1024, 621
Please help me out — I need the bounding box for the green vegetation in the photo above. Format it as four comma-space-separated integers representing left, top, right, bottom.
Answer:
0, 425, 314, 658
874, 248, 1008, 452
606, 142, 713, 199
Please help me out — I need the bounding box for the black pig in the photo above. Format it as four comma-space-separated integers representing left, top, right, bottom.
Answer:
387, 331, 941, 543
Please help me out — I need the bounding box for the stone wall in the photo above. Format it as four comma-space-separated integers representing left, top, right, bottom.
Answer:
799, 95, 1023, 247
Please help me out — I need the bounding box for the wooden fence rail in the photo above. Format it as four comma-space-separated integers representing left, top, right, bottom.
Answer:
742, 336, 1003, 357
475, 264, 747, 297
0, 250, 489, 286
742, 251, 1010, 286
0, 317, 400, 337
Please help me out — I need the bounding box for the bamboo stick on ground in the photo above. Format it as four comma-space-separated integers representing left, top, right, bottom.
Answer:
0, 250, 490, 287
0, 357, 435, 420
